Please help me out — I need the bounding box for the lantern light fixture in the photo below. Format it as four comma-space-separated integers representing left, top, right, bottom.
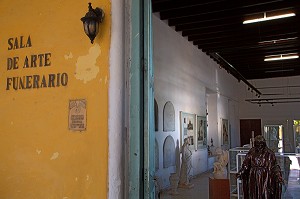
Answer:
81, 2, 105, 44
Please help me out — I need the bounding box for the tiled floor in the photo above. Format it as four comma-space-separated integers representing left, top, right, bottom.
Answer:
159, 169, 300, 199
160, 172, 212, 199
282, 169, 300, 199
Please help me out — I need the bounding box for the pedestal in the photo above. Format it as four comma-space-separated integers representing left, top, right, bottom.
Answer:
169, 173, 179, 195
209, 178, 230, 199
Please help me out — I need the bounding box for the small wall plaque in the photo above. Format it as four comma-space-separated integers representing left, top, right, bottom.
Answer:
69, 99, 87, 131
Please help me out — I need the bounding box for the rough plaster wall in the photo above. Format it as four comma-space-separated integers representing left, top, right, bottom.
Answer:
153, 15, 241, 188
108, 1, 124, 198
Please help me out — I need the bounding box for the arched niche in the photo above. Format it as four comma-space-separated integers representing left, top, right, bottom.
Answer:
155, 139, 159, 171
163, 135, 175, 168
163, 101, 175, 132
154, 99, 158, 132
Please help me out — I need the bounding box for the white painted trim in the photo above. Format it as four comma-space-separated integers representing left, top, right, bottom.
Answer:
108, 1, 125, 198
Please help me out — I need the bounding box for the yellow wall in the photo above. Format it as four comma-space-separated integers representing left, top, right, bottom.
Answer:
0, 0, 110, 198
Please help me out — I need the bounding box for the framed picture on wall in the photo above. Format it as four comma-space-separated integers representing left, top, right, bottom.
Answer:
221, 118, 230, 148
180, 111, 196, 150
196, 115, 207, 149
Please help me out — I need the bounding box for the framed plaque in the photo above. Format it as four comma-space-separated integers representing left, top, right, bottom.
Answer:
69, 99, 87, 131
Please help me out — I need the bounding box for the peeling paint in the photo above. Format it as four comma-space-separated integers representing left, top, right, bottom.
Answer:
36, 149, 42, 155
64, 52, 73, 60
10, 121, 14, 125
50, 152, 59, 160
75, 177, 78, 182
75, 44, 101, 83
86, 175, 90, 181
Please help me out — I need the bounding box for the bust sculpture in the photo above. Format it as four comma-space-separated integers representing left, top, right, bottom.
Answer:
213, 147, 229, 179
178, 137, 194, 188
237, 135, 284, 199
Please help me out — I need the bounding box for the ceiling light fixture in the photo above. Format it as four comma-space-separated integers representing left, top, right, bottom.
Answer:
258, 37, 298, 45
264, 53, 299, 61
265, 69, 294, 73
243, 12, 295, 24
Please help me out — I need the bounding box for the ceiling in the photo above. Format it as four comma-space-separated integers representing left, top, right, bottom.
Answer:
152, 0, 300, 86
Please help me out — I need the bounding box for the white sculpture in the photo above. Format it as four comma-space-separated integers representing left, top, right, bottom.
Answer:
178, 137, 194, 188
213, 147, 229, 179
169, 140, 180, 195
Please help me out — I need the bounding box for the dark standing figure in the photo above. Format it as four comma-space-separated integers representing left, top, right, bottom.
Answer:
236, 135, 284, 199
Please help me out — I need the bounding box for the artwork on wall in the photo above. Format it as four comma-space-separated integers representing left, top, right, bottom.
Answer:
221, 118, 230, 147
196, 115, 207, 149
163, 101, 175, 132
180, 111, 196, 149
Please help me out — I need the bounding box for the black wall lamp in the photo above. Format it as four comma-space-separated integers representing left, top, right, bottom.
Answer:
81, 2, 105, 44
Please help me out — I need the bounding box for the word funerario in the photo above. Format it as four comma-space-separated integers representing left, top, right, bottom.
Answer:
6, 73, 68, 90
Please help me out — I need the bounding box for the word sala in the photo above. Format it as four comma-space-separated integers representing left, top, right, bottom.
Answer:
8, 35, 32, 50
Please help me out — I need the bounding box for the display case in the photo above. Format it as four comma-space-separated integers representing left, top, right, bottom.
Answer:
228, 147, 250, 198
263, 125, 283, 153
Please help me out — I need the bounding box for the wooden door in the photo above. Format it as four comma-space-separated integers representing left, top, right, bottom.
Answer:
240, 119, 261, 146
128, 0, 155, 198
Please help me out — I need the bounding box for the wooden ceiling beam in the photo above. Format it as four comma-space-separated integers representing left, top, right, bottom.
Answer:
231, 58, 300, 67
153, 0, 225, 13
153, 0, 300, 80
160, 0, 295, 20
223, 49, 300, 62
202, 42, 300, 54
193, 32, 298, 46
182, 17, 299, 37
244, 70, 300, 80
175, 16, 243, 31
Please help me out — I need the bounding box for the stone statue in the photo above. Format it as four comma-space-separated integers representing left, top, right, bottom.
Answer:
213, 147, 229, 179
169, 140, 180, 195
178, 137, 194, 188
237, 135, 284, 199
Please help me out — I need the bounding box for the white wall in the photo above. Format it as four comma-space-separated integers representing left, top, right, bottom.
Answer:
153, 15, 242, 188
239, 76, 300, 152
